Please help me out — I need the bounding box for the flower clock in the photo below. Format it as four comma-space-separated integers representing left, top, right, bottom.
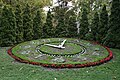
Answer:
7, 38, 113, 68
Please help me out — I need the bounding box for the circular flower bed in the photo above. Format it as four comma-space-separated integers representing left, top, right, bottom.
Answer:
7, 38, 113, 68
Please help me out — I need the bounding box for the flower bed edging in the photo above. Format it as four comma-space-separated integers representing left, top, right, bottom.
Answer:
7, 45, 113, 68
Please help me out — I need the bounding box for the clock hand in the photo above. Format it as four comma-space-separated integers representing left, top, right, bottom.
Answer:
44, 44, 58, 47
44, 44, 65, 49
59, 39, 67, 47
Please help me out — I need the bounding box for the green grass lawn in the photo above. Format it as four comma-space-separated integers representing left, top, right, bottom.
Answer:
0, 47, 120, 80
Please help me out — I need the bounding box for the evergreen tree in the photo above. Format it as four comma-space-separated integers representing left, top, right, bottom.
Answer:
43, 10, 54, 38
85, 32, 94, 41
15, 4, 24, 43
91, 12, 100, 41
0, 6, 16, 46
23, 4, 33, 41
79, 7, 89, 39
33, 10, 42, 39
0, 2, 3, 15
103, 0, 120, 48
67, 15, 77, 37
0, 3, 2, 45
55, 8, 68, 37
98, 5, 108, 43
0, 6, 9, 46
8, 7, 17, 45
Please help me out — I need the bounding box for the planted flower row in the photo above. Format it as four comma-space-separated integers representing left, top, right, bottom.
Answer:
7, 45, 113, 68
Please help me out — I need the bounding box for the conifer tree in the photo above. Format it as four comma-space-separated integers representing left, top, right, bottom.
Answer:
67, 15, 77, 37
43, 10, 54, 38
91, 12, 100, 41
103, 0, 120, 48
33, 10, 42, 39
85, 32, 94, 41
15, 4, 24, 43
0, 6, 16, 46
79, 7, 89, 39
98, 5, 108, 43
23, 4, 33, 41
0, 4, 2, 45
8, 7, 16, 45
55, 7, 68, 37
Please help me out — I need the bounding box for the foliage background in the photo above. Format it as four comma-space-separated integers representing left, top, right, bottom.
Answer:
0, 0, 120, 49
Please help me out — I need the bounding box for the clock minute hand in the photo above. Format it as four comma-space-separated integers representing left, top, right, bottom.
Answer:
59, 39, 67, 47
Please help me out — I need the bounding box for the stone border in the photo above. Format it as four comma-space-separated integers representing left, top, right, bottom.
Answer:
7, 43, 113, 68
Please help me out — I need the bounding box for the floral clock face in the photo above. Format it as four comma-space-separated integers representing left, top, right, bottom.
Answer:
8, 38, 113, 68
36, 39, 86, 57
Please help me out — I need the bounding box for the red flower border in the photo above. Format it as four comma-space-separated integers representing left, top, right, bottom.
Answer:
7, 43, 113, 68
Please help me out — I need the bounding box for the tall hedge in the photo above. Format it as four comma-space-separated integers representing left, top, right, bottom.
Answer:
97, 5, 108, 43
79, 7, 89, 39
55, 7, 68, 37
90, 12, 100, 41
43, 10, 54, 38
33, 10, 42, 39
0, 6, 16, 46
0, 3, 2, 45
67, 14, 77, 37
23, 4, 33, 41
103, 0, 120, 48
15, 4, 24, 43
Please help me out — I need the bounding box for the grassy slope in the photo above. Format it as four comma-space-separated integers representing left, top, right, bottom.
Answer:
0, 47, 120, 80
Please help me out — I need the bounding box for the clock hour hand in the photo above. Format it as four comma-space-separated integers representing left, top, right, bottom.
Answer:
44, 44, 59, 47
44, 44, 65, 49
59, 39, 67, 47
